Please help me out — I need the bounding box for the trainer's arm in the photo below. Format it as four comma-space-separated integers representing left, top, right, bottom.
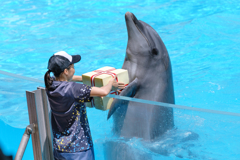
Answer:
90, 76, 116, 97
71, 75, 82, 82
71, 75, 126, 91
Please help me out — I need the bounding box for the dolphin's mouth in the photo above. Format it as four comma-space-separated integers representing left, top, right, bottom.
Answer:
131, 13, 138, 25
130, 13, 142, 30
128, 12, 151, 48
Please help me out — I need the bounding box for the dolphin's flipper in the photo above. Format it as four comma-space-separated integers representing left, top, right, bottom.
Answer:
107, 78, 138, 120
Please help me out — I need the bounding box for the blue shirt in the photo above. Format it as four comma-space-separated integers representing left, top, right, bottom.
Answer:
46, 80, 93, 153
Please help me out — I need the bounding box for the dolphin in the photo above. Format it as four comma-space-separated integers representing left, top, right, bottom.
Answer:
107, 12, 175, 140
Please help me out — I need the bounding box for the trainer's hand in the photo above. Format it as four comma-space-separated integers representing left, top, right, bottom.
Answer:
112, 79, 126, 91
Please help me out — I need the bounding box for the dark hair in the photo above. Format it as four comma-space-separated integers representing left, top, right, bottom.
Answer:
44, 70, 53, 90
44, 66, 72, 90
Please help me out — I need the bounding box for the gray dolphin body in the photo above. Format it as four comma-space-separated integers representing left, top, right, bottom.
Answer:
107, 12, 175, 140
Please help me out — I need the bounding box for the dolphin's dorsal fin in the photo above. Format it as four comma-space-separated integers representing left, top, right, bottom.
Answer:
107, 78, 139, 120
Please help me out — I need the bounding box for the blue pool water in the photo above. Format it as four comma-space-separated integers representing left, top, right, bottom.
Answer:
0, 0, 240, 159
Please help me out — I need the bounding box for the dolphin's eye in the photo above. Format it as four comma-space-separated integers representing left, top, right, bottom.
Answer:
152, 48, 158, 55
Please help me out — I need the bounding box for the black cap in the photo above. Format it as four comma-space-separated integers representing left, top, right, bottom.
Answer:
47, 51, 81, 74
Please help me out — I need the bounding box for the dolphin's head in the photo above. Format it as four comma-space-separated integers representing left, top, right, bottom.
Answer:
123, 12, 170, 81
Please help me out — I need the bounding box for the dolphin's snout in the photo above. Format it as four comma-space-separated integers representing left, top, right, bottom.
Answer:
125, 12, 131, 17
125, 12, 138, 24
125, 11, 132, 21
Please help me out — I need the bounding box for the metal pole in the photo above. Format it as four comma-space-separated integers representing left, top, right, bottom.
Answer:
15, 124, 36, 160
